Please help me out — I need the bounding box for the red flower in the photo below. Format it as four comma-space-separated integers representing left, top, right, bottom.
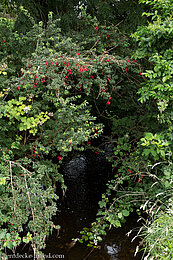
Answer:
96, 27, 98, 30
140, 72, 142, 75
128, 60, 130, 63
125, 68, 128, 71
18, 85, 20, 91
46, 61, 47, 65
57, 156, 61, 161
52, 62, 54, 66
134, 60, 137, 62
106, 101, 111, 105
77, 53, 80, 56
106, 58, 110, 62
115, 45, 117, 48
109, 97, 112, 100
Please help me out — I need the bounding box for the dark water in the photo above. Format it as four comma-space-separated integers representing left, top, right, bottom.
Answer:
44, 152, 143, 260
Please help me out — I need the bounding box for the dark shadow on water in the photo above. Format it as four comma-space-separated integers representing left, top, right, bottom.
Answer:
43, 152, 143, 260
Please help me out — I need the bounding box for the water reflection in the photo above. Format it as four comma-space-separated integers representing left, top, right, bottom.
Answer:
44, 152, 142, 260
105, 244, 119, 260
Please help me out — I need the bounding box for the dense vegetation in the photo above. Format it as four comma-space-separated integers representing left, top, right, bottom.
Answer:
0, 0, 172, 259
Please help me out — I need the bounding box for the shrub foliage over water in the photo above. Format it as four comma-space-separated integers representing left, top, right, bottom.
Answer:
0, 0, 172, 259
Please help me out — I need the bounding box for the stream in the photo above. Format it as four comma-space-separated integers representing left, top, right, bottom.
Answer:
44, 152, 143, 260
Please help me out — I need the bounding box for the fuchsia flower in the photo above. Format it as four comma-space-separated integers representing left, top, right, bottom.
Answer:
18, 85, 20, 91
106, 101, 111, 105
125, 68, 128, 71
57, 156, 61, 161
96, 27, 98, 30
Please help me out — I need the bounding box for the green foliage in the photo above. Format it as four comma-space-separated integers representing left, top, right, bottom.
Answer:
0, 8, 142, 257
78, 2, 173, 258
140, 132, 170, 160
132, 0, 173, 131
143, 199, 173, 260
0, 1, 172, 258
8, 0, 147, 33
0, 11, 108, 256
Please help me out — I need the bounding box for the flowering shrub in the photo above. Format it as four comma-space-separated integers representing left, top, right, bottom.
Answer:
0, 8, 142, 258
78, 1, 173, 258
1, 2, 172, 258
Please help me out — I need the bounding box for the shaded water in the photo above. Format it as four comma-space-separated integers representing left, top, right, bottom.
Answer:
44, 152, 143, 260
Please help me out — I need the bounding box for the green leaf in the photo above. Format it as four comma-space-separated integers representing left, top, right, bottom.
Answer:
122, 210, 130, 217
118, 212, 123, 219
145, 132, 153, 140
